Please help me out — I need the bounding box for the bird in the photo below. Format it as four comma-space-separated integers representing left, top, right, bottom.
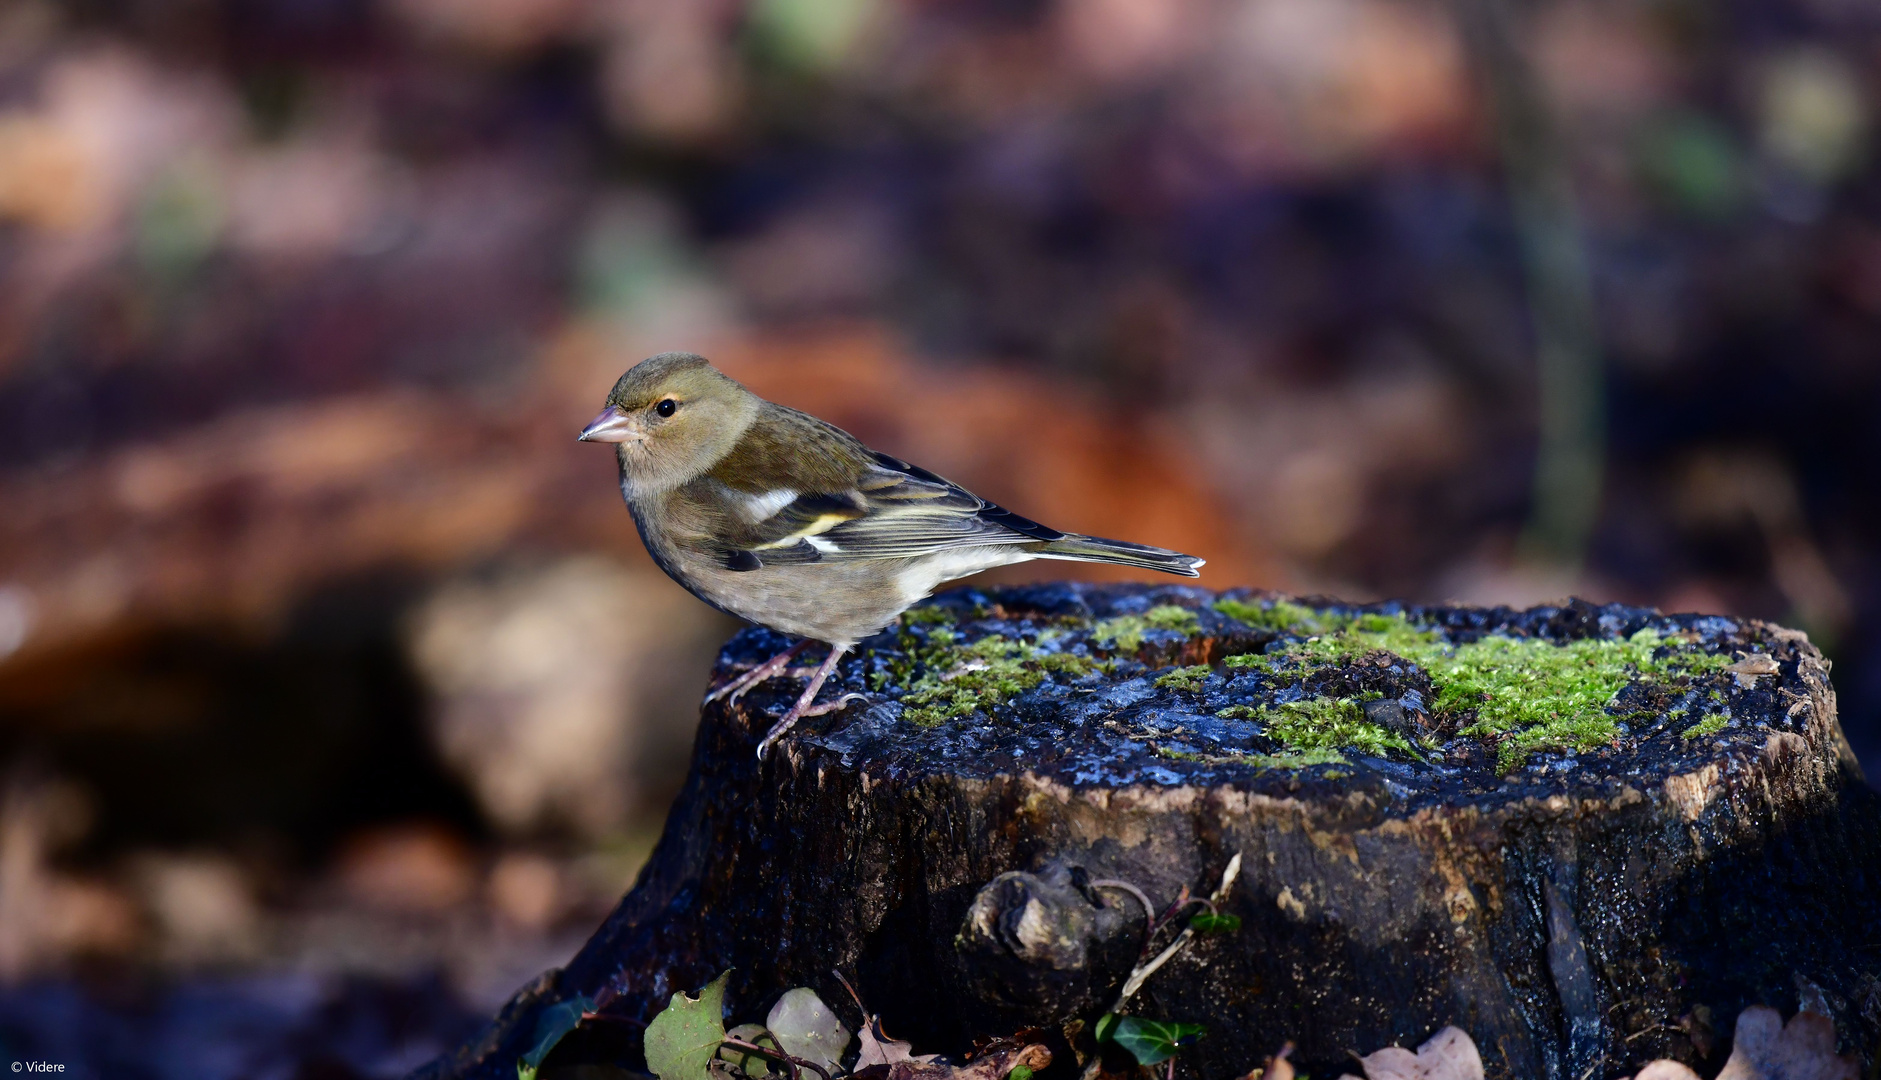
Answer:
578, 351, 1205, 758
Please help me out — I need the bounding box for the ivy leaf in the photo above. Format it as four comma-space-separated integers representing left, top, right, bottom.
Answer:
646, 972, 732, 1080
767, 988, 852, 1073
1189, 912, 1242, 934
1109, 1018, 1205, 1066
517, 994, 596, 1080
1093, 1013, 1119, 1044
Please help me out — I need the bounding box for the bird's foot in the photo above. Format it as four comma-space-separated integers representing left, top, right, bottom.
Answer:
755, 644, 853, 759
704, 640, 809, 706
756, 692, 868, 759
755, 709, 804, 760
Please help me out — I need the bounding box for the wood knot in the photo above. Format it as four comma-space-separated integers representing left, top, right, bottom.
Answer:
953, 863, 1141, 1027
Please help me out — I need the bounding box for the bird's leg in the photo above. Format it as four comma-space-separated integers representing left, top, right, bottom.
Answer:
704, 640, 809, 705
756, 644, 865, 759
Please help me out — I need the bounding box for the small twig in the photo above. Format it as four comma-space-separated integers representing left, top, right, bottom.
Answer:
1115, 926, 1195, 1004
1158, 884, 1193, 928
1088, 879, 1155, 920
1089, 879, 1159, 948
832, 969, 867, 1016
1109, 853, 1242, 1012
831, 968, 904, 1045
1160, 896, 1218, 923
720, 1039, 834, 1080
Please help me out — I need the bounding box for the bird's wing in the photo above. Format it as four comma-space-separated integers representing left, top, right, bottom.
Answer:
711, 452, 1062, 569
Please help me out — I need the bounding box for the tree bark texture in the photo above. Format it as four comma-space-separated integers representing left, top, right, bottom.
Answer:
419, 585, 1881, 1080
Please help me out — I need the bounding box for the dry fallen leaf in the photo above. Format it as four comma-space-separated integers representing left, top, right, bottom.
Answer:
1629, 1062, 1702, 1080
1713, 1007, 1856, 1080
1681, 1006, 1719, 1059
1625, 1006, 1857, 1080
855, 1015, 942, 1069
767, 988, 852, 1074
1242, 1041, 1295, 1080
1337, 1025, 1483, 1080
853, 1041, 1050, 1080
1723, 654, 1780, 689
830, 969, 940, 1070
1309, 1004, 1855, 1080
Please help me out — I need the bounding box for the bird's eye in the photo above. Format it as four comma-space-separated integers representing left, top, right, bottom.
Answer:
655, 398, 678, 418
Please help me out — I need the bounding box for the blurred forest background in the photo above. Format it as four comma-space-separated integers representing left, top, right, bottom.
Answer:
0, 0, 1877, 1074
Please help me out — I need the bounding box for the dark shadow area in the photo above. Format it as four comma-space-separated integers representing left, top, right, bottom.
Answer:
0, 574, 488, 868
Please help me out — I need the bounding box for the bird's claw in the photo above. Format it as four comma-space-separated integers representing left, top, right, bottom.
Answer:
802, 692, 869, 717
754, 693, 869, 759
704, 642, 809, 705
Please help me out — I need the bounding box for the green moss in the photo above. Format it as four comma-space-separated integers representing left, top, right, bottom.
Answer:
884, 601, 1734, 768
1092, 605, 1201, 652
899, 605, 957, 627
1154, 665, 1213, 692
1213, 597, 1351, 636
1220, 610, 1731, 769
900, 631, 1105, 725
870, 617, 956, 693
1225, 748, 1348, 770
1151, 743, 1348, 770
1682, 714, 1729, 739
1218, 697, 1412, 757
1438, 633, 1705, 768
1221, 612, 1435, 676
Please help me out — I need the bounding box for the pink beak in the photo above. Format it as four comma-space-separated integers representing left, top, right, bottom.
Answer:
577, 405, 637, 443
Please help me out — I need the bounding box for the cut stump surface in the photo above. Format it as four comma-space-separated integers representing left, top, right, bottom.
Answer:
422, 585, 1881, 1080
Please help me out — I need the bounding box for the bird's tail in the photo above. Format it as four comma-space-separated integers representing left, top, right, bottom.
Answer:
1030, 534, 1205, 577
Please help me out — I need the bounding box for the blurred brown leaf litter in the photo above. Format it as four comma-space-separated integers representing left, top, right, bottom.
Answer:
0, 0, 1876, 1072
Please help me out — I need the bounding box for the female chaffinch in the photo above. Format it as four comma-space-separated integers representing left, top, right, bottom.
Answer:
579, 352, 1204, 758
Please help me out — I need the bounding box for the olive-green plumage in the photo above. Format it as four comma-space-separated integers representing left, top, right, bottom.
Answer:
579, 351, 1205, 756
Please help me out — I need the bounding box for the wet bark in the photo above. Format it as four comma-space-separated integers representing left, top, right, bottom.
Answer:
418, 585, 1881, 1080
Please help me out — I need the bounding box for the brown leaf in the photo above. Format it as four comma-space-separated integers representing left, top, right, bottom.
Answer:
1681, 1006, 1719, 1060
853, 1043, 1050, 1080
1339, 1026, 1484, 1080
1628, 1006, 1858, 1080
1626, 1062, 1702, 1080
855, 1016, 941, 1069
1714, 1006, 1857, 1080
1723, 654, 1780, 689
1242, 1041, 1294, 1080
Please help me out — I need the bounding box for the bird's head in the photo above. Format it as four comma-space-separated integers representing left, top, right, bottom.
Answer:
579, 352, 760, 493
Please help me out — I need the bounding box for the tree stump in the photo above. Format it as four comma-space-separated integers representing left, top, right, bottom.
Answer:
420, 585, 1881, 1080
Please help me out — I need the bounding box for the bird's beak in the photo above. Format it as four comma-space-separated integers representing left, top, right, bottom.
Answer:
578, 405, 638, 443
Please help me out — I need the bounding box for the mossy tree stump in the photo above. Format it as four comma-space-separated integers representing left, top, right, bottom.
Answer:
422, 585, 1881, 1080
